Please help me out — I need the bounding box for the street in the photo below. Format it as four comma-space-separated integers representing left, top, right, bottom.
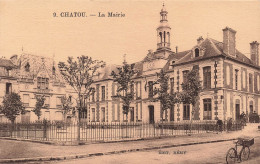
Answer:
45, 136, 260, 164
0, 123, 259, 164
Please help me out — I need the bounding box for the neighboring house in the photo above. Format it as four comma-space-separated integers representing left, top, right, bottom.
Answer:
86, 5, 260, 123
0, 54, 77, 123
0, 58, 18, 122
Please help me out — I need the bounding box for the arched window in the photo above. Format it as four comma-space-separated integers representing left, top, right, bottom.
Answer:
163, 31, 166, 43
195, 48, 199, 57
167, 32, 170, 44
159, 32, 162, 43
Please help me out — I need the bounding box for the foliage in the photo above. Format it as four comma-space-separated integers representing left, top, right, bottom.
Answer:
58, 55, 105, 116
33, 95, 45, 120
153, 69, 178, 112
178, 66, 202, 114
61, 96, 73, 115
111, 63, 136, 114
0, 93, 25, 123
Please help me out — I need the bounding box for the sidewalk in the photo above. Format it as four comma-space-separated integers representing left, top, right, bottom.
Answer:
0, 123, 259, 163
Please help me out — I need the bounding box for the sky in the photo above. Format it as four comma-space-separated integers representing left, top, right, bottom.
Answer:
0, 0, 260, 65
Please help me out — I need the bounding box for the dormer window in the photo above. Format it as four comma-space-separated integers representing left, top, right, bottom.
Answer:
25, 62, 30, 72
195, 48, 200, 57
170, 60, 175, 69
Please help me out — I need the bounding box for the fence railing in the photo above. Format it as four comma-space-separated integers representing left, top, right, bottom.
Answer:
0, 120, 244, 144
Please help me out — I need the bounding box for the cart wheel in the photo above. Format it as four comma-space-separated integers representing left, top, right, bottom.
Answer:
226, 148, 237, 164
240, 146, 250, 161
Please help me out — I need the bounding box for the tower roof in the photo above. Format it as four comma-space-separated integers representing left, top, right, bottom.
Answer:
161, 3, 167, 12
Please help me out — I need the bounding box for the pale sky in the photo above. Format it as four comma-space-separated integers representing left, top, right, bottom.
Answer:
0, 0, 260, 65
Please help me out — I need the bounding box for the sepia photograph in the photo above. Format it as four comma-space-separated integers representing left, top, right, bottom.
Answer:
0, 0, 260, 163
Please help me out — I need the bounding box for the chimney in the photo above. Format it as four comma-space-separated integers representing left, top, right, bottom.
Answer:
197, 36, 204, 44
222, 27, 236, 57
10, 55, 18, 65
250, 41, 259, 66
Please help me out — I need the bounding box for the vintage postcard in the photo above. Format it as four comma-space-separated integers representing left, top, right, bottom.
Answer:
0, 0, 260, 163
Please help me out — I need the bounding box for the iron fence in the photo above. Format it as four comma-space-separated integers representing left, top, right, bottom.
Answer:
0, 120, 244, 144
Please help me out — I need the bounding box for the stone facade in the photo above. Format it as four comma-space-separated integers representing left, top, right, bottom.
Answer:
0, 54, 77, 123
86, 5, 260, 123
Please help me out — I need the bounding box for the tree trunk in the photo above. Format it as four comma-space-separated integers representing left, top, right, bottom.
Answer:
11, 120, 15, 137
189, 105, 195, 135
77, 93, 82, 143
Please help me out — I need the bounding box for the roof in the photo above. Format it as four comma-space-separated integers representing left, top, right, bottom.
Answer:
164, 38, 259, 71
0, 58, 16, 68
15, 53, 65, 83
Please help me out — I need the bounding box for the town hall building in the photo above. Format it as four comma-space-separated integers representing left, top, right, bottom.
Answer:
86, 5, 260, 123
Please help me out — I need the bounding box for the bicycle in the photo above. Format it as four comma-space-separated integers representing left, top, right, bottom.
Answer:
226, 138, 254, 164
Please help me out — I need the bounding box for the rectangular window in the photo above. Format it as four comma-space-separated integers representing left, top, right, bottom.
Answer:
203, 66, 211, 89
162, 110, 166, 121
148, 81, 153, 98
6, 83, 12, 94
136, 82, 141, 99
183, 70, 189, 84
130, 83, 134, 96
137, 103, 142, 120
114, 104, 119, 121
96, 84, 100, 102
92, 108, 95, 122
170, 106, 174, 121
91, 91, 95, 102
56, 97, 62, 108
170, 78, 174, 94
183, 104, 190, 120
235, 69, 238, 90
130, 107, 134, 122
37, 77, 49, 89
249, 73, 253, 92
44, 96, 50, 108
23, 94, 29, 107
203, 99, 212, 120
101, 107, 105, 122
101, 86, 105, 101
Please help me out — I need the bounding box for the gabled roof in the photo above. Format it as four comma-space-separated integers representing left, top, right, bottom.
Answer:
0, 58, 16, 68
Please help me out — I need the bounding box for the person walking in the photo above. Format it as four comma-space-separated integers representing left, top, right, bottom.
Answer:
227, 118, 233, 132
216, 118, 223, 134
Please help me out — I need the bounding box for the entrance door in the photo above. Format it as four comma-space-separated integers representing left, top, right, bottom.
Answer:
235, 104, 240, 120
250, 105, 253, 114
149, 106, 154, 124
